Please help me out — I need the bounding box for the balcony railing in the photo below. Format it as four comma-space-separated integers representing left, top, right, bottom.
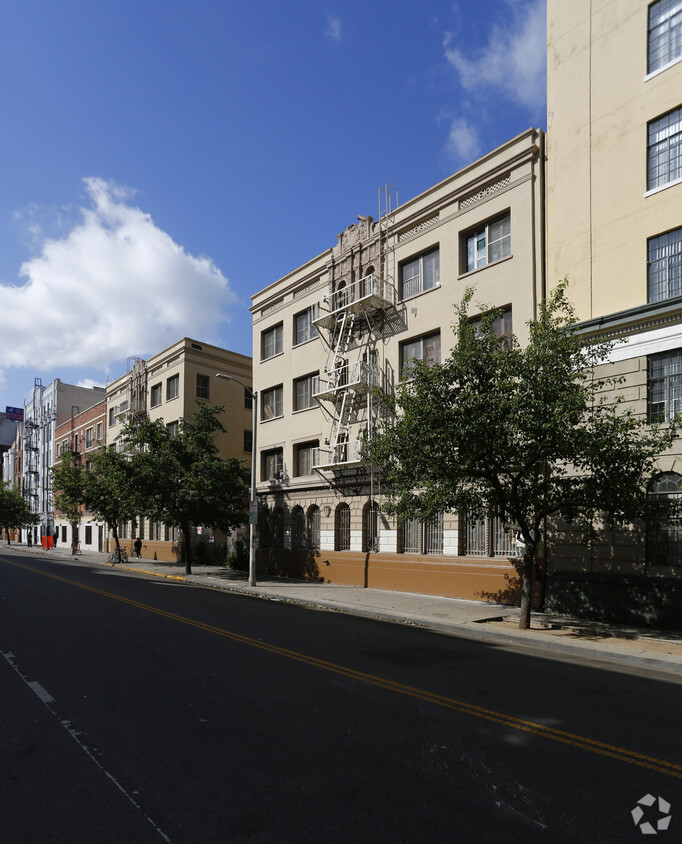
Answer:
312, 439, 364, 469
314, 274, 396, 329
314, 361, 383, 402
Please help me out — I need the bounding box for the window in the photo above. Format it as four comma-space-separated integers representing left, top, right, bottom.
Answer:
96, 422, 103, 442
648, 349, 682, 422
166, 374, 179, 401
463, 213, 511, 272
272, 507, 284, 548
465, 511, 515, 557
244, 387, 253, 410
648, 106, 682, 190
294, 373, 317, 411
292, 506, 306, 548
166, 420, 179, 437
262, 448, 283, 482
294, 306, 319, 345
295, 441, 318, 476
649, 227, 682, 301
262, 323, 283, 360
335, 503, 351, 551
400, 248, 439, 299
649, 0, 682, 74
307, 505, 320, 549
150, 383, 162, 407
261, 386, 283, 420
244, 430, 252, 453
647, 472, 682, 565
108, 407, 116, 427
362, 501, 379, 552
196, 374, 210, 400
399, 513, 444, 555
85, 428, 93, 449
85, 525, 92, 545
472, 307, 513, 343
400, 331, 441, 378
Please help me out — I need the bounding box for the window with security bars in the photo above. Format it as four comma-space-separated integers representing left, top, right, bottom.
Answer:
307, 505, 320, 549
464, 213, 511, 272
466, 511, 515, 557
648, 349, 682, 422
363, 502, 379, 552
648, 106, 682, 190
647, 472, 682, 565
292, 506, 306, 548
400, 249, 439, 299
399, 513, 443, 555
648, 0, 682, 74
649, 227, 682, 302
335, 503, 351, 550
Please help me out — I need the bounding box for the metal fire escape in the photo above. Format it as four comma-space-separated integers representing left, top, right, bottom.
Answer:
115, 357, 148, 424
312, 185, 398, 472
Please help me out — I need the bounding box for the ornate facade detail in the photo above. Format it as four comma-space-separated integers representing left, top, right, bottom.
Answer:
398, 214, 440, 242
458, 174, 511, 211
261, 298, 284, 317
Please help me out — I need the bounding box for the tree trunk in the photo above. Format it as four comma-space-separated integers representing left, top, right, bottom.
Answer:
182, 524, 192, 575
518, 547, 535, 629
111, 524, 120, 563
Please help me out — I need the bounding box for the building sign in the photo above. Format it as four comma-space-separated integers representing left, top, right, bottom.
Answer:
5, 406, 23, 421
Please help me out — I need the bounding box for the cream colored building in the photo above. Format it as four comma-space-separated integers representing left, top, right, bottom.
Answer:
250, 129, 545, 599
105, 337, 252, 561
547, 0, 682, 625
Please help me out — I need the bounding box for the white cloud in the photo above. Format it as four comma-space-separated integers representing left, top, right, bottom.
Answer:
444, 0, 546, 113
325, 15, 342, 42
0, 178, 236, 381
445, 117, 480, 162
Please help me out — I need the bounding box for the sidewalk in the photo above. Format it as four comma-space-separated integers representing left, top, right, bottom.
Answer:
4, 541, 682, 678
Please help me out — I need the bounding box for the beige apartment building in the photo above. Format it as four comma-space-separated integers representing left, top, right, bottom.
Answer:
251, 128, 545, 600
106, 337, 252, 561
546, 0, 682, 625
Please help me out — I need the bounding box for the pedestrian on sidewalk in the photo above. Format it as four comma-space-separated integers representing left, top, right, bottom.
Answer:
134, 537, 142, 558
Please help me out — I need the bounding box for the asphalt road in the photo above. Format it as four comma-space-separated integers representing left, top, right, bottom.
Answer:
1, 552, 680, 843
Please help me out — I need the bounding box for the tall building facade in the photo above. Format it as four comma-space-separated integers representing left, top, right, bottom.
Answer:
251, 129, 545, 599
105, 337, 252, 561
546, 0, 682, 624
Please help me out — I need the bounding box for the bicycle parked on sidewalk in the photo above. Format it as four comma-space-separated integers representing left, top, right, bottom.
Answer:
106, 546, 129, 565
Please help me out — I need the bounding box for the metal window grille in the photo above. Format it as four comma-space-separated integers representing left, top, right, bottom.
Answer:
492, 516, 515, 557
336, 504, 351, 551
363, 503, 379, 552
307, 506, 320, 549
466, 514, 487, 556
423, 512, 443, 554
647, 472, 682, 565
401, 518, 421, 553
293, 507, 306, 548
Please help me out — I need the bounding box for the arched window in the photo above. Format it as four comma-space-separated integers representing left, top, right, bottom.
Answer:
272, 507, 284, 548
307, 505, 320, 549
647, 472, 682, 566
335, 503, 351, 551
292, 506, 305, 549
362, 501, 379, 552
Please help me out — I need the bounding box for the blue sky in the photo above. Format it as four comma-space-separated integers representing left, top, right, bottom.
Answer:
0, 0, 546, 412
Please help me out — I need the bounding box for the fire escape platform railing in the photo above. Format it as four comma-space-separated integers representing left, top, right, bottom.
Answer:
313, 274, 395, 330
313, 363, 383, 403
312, 439, 364, 470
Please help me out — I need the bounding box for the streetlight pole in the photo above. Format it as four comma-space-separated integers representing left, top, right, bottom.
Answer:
216, 373, 257, 586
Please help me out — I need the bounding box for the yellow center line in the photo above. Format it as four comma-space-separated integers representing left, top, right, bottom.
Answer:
5, 557, 682, 779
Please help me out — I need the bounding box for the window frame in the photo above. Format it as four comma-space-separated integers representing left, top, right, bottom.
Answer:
261, 448, 284, 482
261, 323, 283, 361
294, 306, 319, 346
648, 348, 682, 422
166, 374, 180, 402
150, 383, 162, 407
648, 226, 682, 302
261, 385, 283, 421
647, 471, 682, 566
462, 212, 511, 273
400, 330, 441, 378
196, 373, 210, 400
399, 247, 440, 300
648, 0, 682, 75
294, 440, 318, 477
293, 372, 318, 412
647, 106, 682, 191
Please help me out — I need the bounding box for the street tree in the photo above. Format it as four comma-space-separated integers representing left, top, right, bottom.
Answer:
122, 403, 248, 574
368, 282, 678, 629
84, 445, 141, 560
52, 454, 88, 553
0, 482, 38, 543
